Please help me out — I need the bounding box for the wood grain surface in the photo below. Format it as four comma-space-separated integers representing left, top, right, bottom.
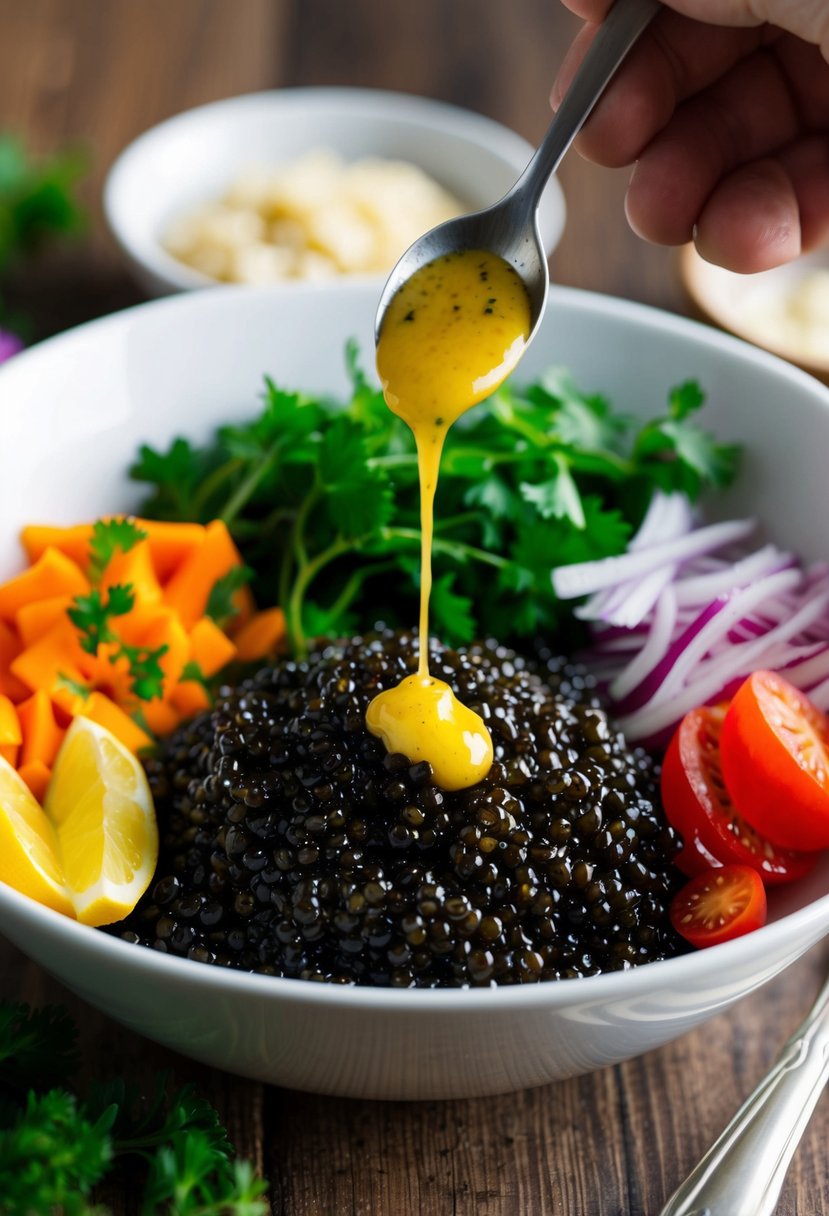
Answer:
0, 3, 826, 1214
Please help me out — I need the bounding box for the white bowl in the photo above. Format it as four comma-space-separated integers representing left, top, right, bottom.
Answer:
2, 283, 829, 1100
681, 243, 829, 383
103, 87, 567, 297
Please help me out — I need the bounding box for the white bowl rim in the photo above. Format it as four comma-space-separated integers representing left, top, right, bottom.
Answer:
2, 279, 829, 1012
103, 85, 566, 294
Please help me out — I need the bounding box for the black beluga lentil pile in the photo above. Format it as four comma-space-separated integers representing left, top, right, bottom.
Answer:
113, 629, 685, 986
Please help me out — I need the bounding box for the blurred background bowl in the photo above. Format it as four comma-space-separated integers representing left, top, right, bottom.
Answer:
681, 243, 829, 385
103, 86, 567, 297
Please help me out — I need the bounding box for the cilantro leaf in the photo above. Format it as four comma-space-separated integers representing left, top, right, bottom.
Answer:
463, 472, 517, 521
67, 585, 135, 655
318, 417, 394, 540
205, 566, 252, 627
130, 437, 206, 522
88, 518, 146, 583
632, 380, 740, 500
668, 379, 706, 419
520, 457, 585, 528
430, 573, 476, 646
131, 351, 738, 654
117, 642, 168, 703
66, 580, 166, 701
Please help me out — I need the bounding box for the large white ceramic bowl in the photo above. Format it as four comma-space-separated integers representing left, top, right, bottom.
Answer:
2, 284, 829, 1100
103, 87, 566, 297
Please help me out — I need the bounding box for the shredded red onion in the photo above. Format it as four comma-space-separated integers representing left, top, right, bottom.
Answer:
551, 491, 829, 745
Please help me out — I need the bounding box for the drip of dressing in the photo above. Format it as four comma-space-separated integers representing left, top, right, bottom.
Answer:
366, 249, 531, 790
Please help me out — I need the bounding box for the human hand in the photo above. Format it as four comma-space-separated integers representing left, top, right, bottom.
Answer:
552, 0, 829, 271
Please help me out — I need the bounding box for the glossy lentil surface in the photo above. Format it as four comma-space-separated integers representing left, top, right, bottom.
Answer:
113, 631, 685, 986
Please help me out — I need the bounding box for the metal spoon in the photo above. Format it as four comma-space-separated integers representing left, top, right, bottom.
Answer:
374, 0, 661, 344
659, 960, 829, 1216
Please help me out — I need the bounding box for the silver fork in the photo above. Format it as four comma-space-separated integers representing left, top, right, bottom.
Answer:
660, 962, 829, 1216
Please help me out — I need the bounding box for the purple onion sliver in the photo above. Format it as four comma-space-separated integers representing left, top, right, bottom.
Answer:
552, 517, 755, 600
0, 330, 23, 364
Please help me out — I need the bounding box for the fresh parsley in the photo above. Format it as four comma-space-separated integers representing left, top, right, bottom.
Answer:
130, 346, 739, 656
0, 133, 86, 339
0, 1002, 269, 1216
63, 519, 169, 704
88, 518, 146, 583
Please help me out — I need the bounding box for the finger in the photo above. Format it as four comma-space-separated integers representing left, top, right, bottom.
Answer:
694, 159, 801, 272
558, 0, 613, 18
551, 10, 765, 167
623, 47, 803, 244
778, 135, 829, 250
560, 0, 823, 42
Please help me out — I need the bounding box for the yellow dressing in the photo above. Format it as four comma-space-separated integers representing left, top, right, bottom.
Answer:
365, 673, 493, 791
368, 248, 531, 789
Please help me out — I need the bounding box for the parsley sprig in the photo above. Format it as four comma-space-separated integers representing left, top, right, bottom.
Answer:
0, 133, 86, 339
0, 1002, 269, 1216
66, 519, 169, 703
131, 344, 738, 656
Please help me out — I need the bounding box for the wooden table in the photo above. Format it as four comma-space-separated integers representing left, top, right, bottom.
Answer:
1, 3, 827, 1213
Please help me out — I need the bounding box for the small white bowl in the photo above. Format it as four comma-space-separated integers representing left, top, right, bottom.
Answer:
681, 243, 829, 383
103, 87, 567, 297
1, 283, 829, 1099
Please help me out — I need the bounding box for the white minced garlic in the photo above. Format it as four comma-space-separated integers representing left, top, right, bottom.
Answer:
163, 149, 464, 284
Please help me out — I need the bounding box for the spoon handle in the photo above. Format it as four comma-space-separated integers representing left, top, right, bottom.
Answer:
515, 0, 660, 213
659, 966, 829, 1216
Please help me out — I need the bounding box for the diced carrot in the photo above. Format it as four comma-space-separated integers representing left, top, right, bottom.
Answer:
11, 621, 88, 699
16, 595, 72, 648
0, 695, 21, 745
142, 608, 190, 690
232, 607, 287, 662
0, 620, 27, 702
20, 519, 207, 583
18, 759, 51, 802
0, 744, 19, 767
134, 519, 206, 582
17, 690, 65, 768
188, 616, 237, 677
140, 698, 180, 736
81, 693, 153, 754
162, 520, 244, 628
0, 548, 89, 624
171, 678, 212, 718
20, 523, 93, 568
101, 539, 162, 606
109, 601, 169, 647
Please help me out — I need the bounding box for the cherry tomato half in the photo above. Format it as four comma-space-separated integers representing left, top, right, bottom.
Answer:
720, 670, 829, 852
670, 864, 767, 949
660, 703, 814, 885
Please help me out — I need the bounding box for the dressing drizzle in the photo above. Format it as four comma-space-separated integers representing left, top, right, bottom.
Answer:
367, 249, 531, 790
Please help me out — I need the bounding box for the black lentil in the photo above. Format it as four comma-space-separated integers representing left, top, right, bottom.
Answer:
111, 629, 685, 986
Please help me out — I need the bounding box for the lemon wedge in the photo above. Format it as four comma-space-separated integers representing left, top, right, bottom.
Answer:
45, 717, 158, 926
0, 756, 74, 917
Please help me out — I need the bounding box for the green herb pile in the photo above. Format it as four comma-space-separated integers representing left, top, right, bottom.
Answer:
0, 1002, 268, 1216
0, 135, 85, 338
132, 344, 738, 657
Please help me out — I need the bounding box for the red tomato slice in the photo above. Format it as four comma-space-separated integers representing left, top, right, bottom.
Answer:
670, 864, 767, 949
720, 670, 829, 852
660, 703, 814, 885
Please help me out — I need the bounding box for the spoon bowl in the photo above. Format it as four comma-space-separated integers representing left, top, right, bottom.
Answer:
375, 0, 660, 345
